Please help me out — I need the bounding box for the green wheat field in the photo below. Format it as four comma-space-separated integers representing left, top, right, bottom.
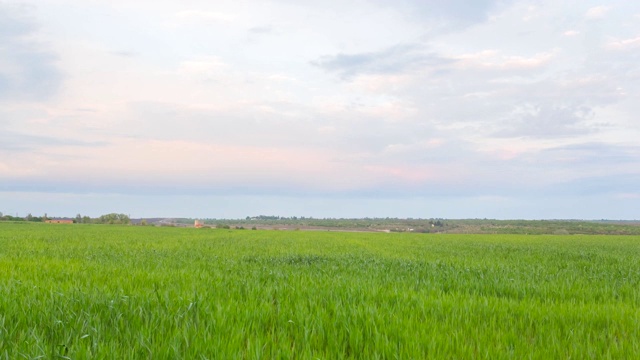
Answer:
1, 223, 639, 359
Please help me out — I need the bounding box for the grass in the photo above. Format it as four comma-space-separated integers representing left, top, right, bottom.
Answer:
0, 223, 639, 359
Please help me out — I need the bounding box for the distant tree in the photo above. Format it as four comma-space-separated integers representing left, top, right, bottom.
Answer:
140, 219, 148, 226
82, 216, 91, 224
3, 215, 24, 221
26, 213, 33, 221
75, 214, 82, 223
97, 213, 131, 225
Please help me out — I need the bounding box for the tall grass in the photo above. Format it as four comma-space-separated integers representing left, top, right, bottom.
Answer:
0, 223, 638, 358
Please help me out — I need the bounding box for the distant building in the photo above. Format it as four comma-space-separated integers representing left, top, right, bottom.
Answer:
194, 220, 204, 228
46, 219, 74, 224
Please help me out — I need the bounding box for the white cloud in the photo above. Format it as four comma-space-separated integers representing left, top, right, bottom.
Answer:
174, 10, 235, 24
178, 56, 229, 80
606, 36, 640, 50
585, 6, 610, 19
455, 50, 555, 70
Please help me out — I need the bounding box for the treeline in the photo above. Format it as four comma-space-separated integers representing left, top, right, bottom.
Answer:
176, 216, 449, 232
0, 213, 47, 222
246, 215, 316, 221
0, 212, 131, 225
173, 216, 640, 235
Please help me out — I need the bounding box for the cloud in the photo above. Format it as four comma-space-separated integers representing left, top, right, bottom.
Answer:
616, 193, 640, 199
455, 50, 555, 70
540, 142, 640, 168
0, 3, 61, 101
607, 36, 640, 51
178, 56, 228, 82
1, 135, 433, 196
585, 5, 610, 19
372, 0, 512, 29
493, 104, 594, 138
174, 10, 235, 24
248, 25, 273, 34
0, 131, 107, 152
313, 44, 452, 79
110, 50, 137, 57
553, 173, 640, 196
2, 0, 640, 219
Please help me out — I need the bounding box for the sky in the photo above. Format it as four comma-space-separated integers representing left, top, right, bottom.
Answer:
1, 0, 639, 219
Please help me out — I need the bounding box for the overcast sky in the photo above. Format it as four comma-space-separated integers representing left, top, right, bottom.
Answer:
1, 0, 639, 219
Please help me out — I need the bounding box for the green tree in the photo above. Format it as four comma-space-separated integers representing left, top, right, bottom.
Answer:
97, 213, 131, 225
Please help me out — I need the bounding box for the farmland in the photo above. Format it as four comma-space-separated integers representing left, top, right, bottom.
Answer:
1, 223, 639, 358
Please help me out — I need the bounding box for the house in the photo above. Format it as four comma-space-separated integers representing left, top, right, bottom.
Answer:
194, 220, 204, 228
46, 219, 74, 224
45, 219, 74, 224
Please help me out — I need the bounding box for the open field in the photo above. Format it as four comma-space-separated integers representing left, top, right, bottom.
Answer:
1, 223, 639, 359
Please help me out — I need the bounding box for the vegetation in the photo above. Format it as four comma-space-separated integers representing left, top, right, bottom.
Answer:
170, 217, 640, 235
0, 212, 130, 225
95, 213, 131, 225
0, 213, 46, 222
1, 222, 639, 358
3, 213, 639, 234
